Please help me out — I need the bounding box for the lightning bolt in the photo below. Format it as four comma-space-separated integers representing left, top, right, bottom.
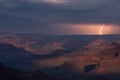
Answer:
99, 25, 104, 35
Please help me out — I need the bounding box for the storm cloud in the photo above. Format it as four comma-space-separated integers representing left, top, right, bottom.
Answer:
0, 0, 120, 34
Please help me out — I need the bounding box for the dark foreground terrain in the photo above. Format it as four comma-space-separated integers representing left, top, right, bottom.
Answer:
1, 61, 120, 80
0, 62, 59, 80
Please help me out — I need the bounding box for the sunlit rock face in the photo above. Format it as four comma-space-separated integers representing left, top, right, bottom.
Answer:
83, 39, 119, 58
90, 59, 120, 74
85, 39, 112, 49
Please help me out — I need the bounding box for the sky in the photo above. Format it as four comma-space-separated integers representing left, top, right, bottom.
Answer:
0, 0, 120, 35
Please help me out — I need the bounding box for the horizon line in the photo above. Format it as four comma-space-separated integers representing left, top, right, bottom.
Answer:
0, 32, 120, 36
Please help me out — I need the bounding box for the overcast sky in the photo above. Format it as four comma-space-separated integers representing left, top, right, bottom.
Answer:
0, 0, 120, 35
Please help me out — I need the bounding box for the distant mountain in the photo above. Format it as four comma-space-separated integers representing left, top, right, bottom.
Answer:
0, 34, 91, 55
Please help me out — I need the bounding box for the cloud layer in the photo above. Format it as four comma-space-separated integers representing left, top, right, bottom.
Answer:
0, 0, 120, 34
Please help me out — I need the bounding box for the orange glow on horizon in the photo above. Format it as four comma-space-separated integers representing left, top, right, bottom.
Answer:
54, 24, 115, 35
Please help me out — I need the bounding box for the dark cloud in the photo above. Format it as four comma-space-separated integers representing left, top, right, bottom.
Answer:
0, 0, 120, 34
